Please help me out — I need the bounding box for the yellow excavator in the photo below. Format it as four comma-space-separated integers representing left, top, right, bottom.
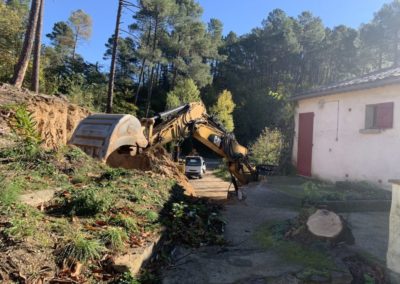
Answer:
69, 102, 260, 196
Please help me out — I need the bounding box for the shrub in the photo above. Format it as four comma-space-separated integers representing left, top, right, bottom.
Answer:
0, 177, 23, 206
66, 187, 115, 216
101, 227, 128, 251
250, 127, 285, 166
58, 233, 104, 263
4, 218, 35, 240
109, 213, 139, 234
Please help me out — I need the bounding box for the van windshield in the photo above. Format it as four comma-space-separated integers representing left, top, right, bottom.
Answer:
186, 157, 201, 166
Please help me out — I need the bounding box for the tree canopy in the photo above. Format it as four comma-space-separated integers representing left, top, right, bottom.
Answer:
2, 0, 400, 147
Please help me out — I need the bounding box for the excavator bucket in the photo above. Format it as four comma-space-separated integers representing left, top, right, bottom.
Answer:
69, 114, 148, 167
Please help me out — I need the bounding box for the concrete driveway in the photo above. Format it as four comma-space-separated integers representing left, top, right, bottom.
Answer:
162, 178, 301, 284
162, 175, 391, 283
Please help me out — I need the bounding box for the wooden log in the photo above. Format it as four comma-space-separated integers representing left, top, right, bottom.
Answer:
307, 209, 343, 238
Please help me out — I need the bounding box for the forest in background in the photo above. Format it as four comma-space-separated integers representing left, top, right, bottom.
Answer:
2, 0, 400, 151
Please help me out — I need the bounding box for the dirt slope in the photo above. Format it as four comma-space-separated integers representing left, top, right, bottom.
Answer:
130, 146, 196, 196
0, 83, 195, 195
0, 84, 90, 149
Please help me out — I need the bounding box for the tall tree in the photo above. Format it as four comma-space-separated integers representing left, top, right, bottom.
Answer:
166, 78, 200, 109
46, 21, 75, 54
0, 1, 29, 81
369, 0, 400, 67
11, 0, 41, 88
210, 89, 235, 132
31, 0, 44, 93
106, 0, 123, 113
68, 9, 92, 59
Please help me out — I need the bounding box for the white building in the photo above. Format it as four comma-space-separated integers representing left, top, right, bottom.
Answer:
292, 68, 400, 187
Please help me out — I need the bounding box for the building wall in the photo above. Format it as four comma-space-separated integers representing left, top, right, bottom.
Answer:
292, 84, 400, 187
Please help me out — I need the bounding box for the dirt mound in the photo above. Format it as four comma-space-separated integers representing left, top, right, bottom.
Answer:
129, 146, 196, 196
0, 84, 194, 195
0, 83, 90, 149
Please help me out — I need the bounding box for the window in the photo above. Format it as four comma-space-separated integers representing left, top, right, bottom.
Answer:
185, 157, 201, 166
365, 102, 394, 129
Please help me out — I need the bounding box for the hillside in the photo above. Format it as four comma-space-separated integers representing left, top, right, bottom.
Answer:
0, 85, 220, 283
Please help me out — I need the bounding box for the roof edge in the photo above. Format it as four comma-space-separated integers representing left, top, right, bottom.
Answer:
290, 76, 400, 101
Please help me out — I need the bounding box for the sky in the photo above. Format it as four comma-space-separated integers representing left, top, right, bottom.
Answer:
42, 0, 391, 69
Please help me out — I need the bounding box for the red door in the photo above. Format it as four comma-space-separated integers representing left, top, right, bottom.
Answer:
297, 112, 314, 177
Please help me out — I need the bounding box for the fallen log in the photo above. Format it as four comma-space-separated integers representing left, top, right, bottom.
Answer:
306, 209, 343, 238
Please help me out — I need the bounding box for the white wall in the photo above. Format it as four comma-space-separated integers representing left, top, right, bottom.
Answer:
292, 84, 400, 187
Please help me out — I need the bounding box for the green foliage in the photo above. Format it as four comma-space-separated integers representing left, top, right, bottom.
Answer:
115, 272, 141, 284
254, 221, 335, 270
110, 213, 139, 234
166, 79, 201, 109
364, 273, 375, 284
4, 217, 36, 240
12, 105, 41, 145
166, 200, 225, 247
210, 90, 235, 132
212, 163, 231, 182
303, 181, 344, 204
3, 205, 44, 241
0, 1, 27, 81
66, 187, 115, 216
250, 127, 285, 166
101, 227, 128, 251
145, 210, 159, 222
46, 21, 75, 54
58, 233, 104, 263
0, 177, 23, 207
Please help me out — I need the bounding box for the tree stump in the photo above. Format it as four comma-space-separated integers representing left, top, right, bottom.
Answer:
306, 209, 343, 238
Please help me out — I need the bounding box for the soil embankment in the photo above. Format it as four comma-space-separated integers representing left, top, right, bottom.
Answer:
0, 83, 194, 195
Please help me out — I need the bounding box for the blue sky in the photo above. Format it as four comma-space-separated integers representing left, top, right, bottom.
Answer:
43, 0, 391, 69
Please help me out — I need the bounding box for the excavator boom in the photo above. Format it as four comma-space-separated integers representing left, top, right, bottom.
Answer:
69, 102, 258, 189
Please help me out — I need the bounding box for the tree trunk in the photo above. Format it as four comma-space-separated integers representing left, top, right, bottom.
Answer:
106, 0, 123, 113
134, 58, 146, 104
12, 0, 41, 88
134, 25, 152, 105
145, 15, 159, 117
145, 65, 155, 117
31, 0, 44, 94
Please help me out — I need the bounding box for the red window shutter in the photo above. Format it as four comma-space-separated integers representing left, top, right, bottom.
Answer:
376, 102, 394, 129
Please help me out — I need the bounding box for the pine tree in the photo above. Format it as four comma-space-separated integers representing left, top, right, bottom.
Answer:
106, 0, 123, 113
11, 0, 41, 88
68, 9, 92, 60
31, 0, 44, 93
166, 79, 200, 109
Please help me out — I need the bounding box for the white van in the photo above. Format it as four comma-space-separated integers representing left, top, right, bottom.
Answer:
185, 156, 206, 178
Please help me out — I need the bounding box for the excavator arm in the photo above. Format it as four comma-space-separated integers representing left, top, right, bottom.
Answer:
70, 102, 258, 190
141, 102, 258, 187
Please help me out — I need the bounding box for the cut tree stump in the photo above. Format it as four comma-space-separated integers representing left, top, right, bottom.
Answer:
307, 209, 343, 238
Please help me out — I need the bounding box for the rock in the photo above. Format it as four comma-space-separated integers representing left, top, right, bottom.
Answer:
112, 235, 161, 275
19, 189, 56, 207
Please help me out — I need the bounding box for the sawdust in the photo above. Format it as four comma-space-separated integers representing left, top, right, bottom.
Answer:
0, 83, 90, 150
129, 146, 196, 196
